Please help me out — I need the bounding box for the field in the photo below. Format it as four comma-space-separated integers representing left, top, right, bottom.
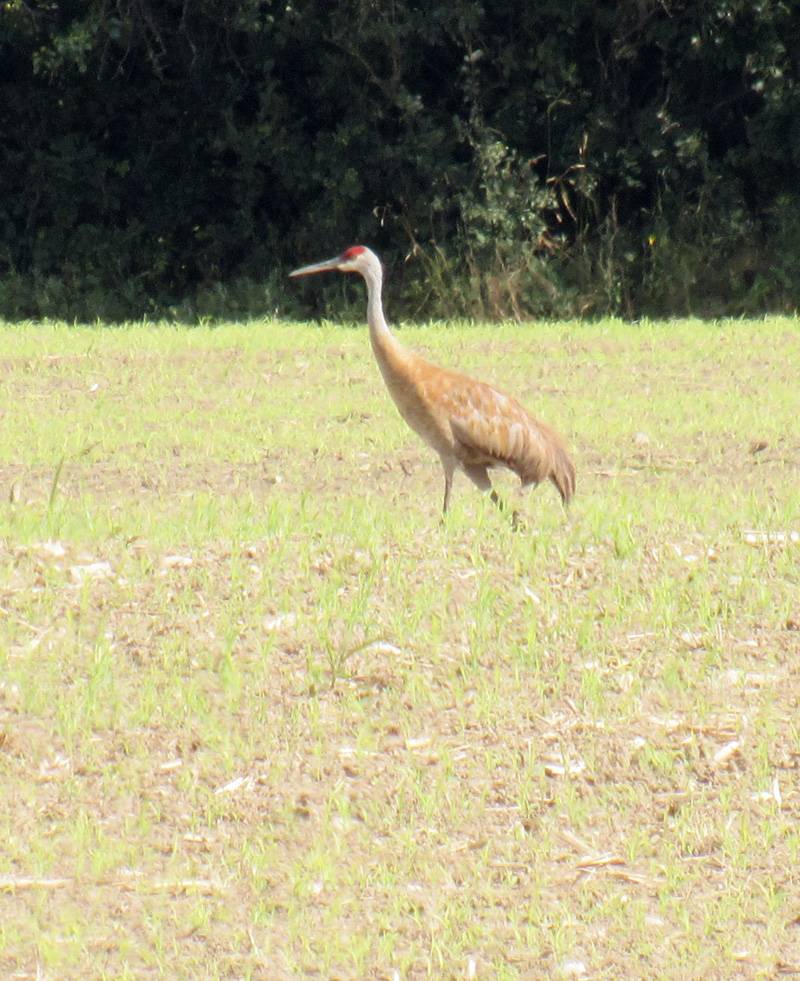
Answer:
0, 315, 798, 979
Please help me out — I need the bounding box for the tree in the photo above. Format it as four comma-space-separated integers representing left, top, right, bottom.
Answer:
1, 0, 798, 319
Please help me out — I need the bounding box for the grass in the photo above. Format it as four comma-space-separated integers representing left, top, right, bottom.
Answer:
0, 315, 798, 978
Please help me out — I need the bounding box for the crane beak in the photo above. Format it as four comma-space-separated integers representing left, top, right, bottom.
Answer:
288, 256, 341, 278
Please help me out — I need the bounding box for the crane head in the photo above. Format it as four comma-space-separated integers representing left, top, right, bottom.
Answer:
289, 245, 373, 279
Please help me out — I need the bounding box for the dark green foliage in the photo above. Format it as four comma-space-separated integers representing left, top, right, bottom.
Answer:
1, 0, 798, 320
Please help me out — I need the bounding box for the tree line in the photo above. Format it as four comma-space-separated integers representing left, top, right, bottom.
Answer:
1, 0, 798, 321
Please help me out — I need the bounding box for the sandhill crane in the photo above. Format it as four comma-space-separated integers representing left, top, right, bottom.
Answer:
289, 246, 575, 518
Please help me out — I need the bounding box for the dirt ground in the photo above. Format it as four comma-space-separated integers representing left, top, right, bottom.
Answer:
0, 319, 799, 978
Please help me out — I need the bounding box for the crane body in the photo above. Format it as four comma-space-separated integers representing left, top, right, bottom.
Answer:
290, 246, 575, 516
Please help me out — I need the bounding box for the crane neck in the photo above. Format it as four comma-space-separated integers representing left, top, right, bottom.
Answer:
362, 260, 403, 362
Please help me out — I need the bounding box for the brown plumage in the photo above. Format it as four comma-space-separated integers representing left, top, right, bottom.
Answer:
290, 246, 575, 517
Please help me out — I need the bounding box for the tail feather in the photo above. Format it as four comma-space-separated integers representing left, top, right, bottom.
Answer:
548, 441, 576, 506
519, 417, 576, 506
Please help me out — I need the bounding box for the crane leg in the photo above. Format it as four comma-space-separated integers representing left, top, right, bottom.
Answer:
441, 459, 455, 515
463, 464, 523, 529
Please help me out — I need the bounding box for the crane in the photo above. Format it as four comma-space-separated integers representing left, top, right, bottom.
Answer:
289, 246, 575, 519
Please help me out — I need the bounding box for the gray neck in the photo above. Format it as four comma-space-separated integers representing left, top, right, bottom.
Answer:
362, 258, 401, 360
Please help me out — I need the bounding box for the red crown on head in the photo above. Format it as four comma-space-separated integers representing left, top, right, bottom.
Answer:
341, 246, 366, 260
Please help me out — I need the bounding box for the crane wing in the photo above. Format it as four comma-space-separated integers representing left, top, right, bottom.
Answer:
436, 374, 551, 480
412, 359, 576, 503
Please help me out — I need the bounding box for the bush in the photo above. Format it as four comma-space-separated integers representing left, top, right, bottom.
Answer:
1, 0, 798, 320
